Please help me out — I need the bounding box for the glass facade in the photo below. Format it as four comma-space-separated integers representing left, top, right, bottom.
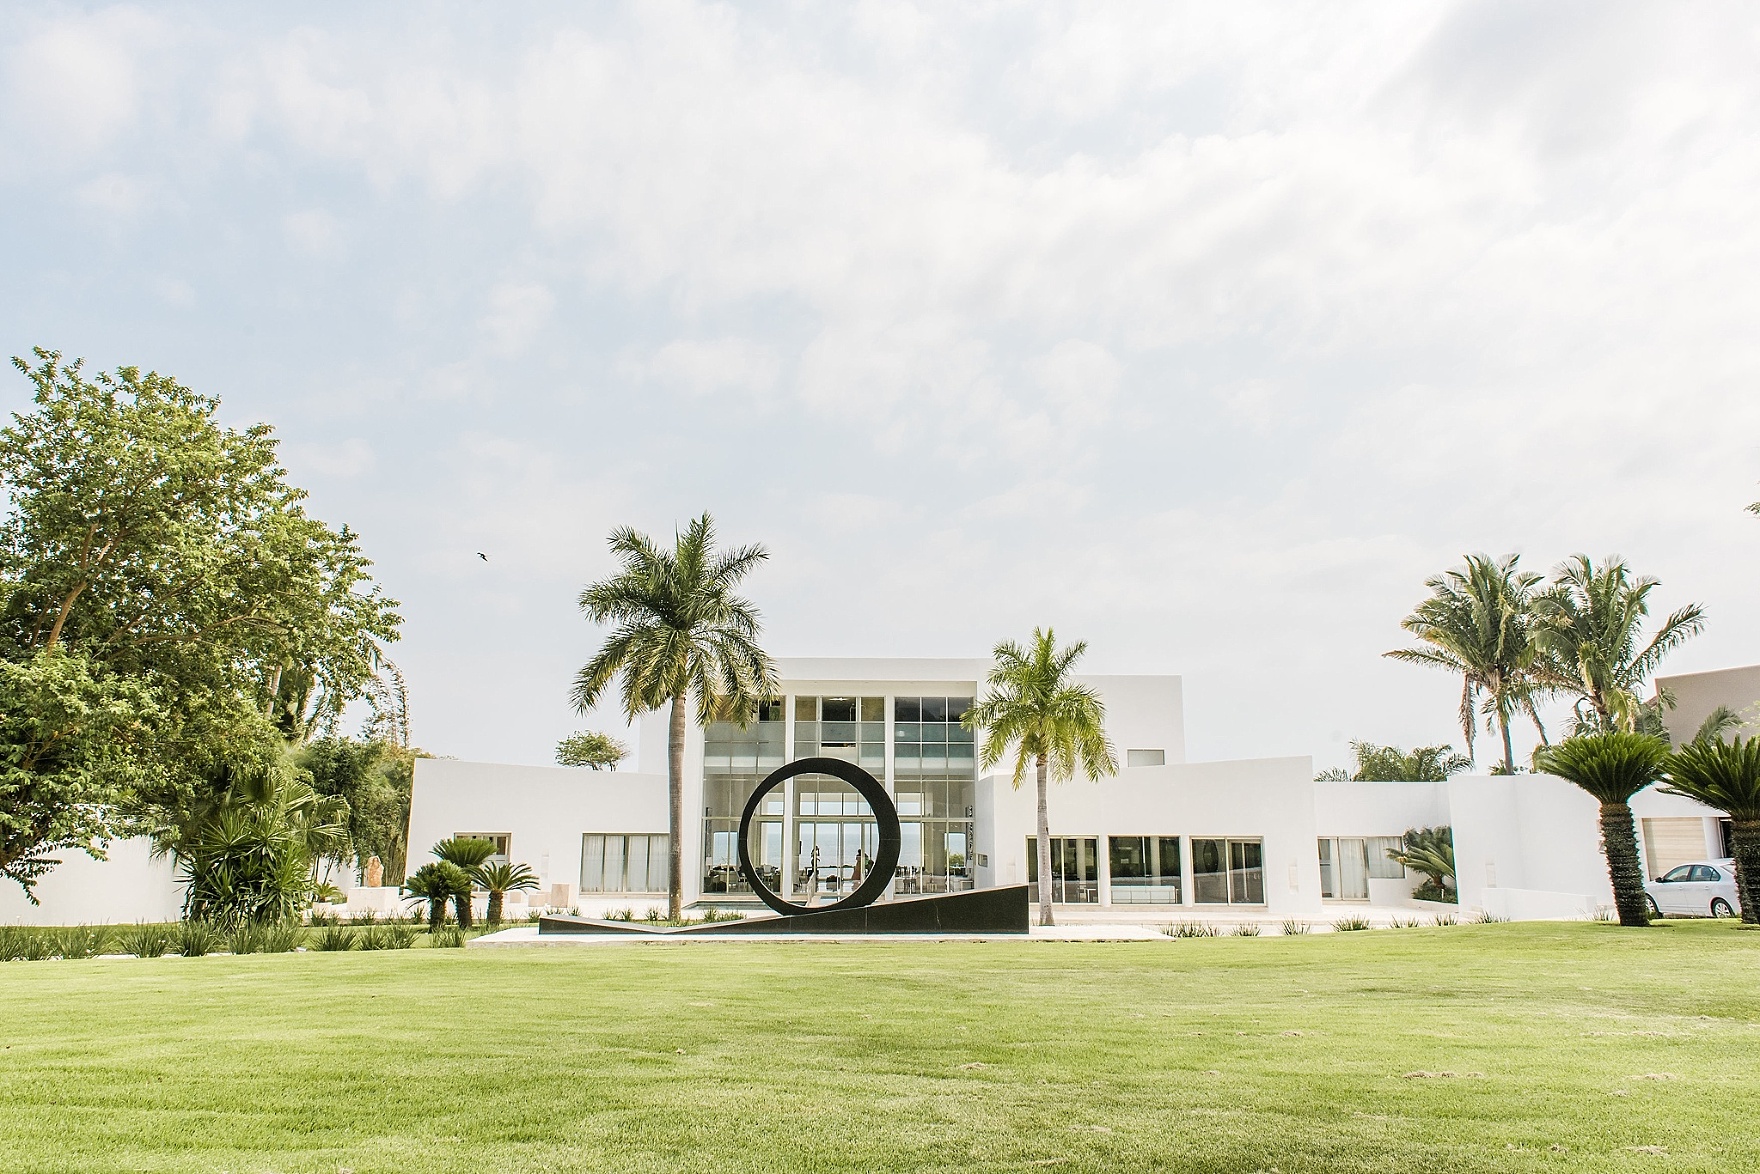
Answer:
701, 700, 785, 895
1108, 835, 1181, 903
894, 696, 975, 894
1025, 836, 1101, 903
1193, 838, 1264, 904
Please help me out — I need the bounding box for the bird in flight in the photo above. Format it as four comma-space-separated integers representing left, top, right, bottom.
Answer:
476, 552, 489, 561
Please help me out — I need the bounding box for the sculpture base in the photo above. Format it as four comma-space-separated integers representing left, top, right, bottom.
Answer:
539, 885, 1030, 936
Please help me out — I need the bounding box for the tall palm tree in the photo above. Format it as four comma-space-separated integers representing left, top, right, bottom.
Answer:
1385, 554, 1547, 772
1534, 732, 1669, 926
1531, 555, 1704, 736
1662, 736, 1760, 924
571, 514, 777, 921
964, 628, 1117, 927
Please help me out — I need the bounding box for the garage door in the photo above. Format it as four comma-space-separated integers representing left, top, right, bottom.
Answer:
1641, 818, 1710, 878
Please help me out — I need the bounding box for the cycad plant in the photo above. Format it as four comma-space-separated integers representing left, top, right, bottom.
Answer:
472, 860, 539, 925
432, 837, 494, 928
403, 861, 471, 932
571, 513, 778, 921
1388, 827, 1456, 901
1534, 732, 1670, 926
1531, 555, 1704, 735
1385, 554, 1547, 772
1662, 736, 1760, 923
964, 628, 1117, 927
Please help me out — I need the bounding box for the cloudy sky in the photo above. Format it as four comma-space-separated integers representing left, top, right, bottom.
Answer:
4, 2, 1757, 772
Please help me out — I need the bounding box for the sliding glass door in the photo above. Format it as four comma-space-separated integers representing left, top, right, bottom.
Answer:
1192, 838, 1264, 905
1025, 836, 1100, 903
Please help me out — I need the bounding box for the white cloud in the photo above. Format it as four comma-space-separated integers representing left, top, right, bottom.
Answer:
477, 282, 554, 356
633, 337, 779, 399
282, 208, 340, 255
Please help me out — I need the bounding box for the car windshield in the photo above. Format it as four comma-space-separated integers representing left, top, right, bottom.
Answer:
1661, 865, 1693, 882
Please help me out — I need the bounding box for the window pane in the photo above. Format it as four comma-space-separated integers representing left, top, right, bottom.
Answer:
1193, 838, 1228, 903
948, 698, 972, 722
822, 697, 857, 722
1229, 840, 1265, 904
581, 835, 606, 892
922, 697, 949, 722
603, 836, 626, 893
1337, 838, 1368, 900
860, 697, 884, 722
649, 835, 671, 892
793, 696, 817, 722
1126, 748, 1166, 767
894, 697, 920, 722
625, 835, 649, 891
1366, 836, 1405, 880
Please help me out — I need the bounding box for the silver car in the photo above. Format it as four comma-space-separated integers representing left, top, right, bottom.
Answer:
1645, 859, 1741, 919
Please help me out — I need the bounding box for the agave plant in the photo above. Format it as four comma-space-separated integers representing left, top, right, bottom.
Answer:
470, 860, 539, 925
1662, 735, 1760, 923
1535, 732, 1669, 926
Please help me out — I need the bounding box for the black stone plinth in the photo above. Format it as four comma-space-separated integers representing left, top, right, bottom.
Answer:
537, 884, 1030, 937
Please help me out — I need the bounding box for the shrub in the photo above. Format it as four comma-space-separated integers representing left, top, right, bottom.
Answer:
1471, 910, 1510, 924
1389, 916, 1424, 929
174, 920, 221, 957
699, 907, 743, 923
227, 922, 266, 955
259, 923, 305, 953
307, 909, 339, 927
1164, 922, 1219, 938
429, 927, 466, 948
1432, 912, 1457, 927
642, 907, 664, 923
1233, 922, 1262, 937
120, 923, 175, 958
314, 923, 354, 951
0, 925, 33, 961
1412, 880, 1457, 904
1332, 915, 1373, 932
56, 926, 111, 958
382, 923, 418, 949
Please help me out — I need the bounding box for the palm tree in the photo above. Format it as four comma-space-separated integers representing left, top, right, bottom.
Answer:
1662, 736, 1760, 924
571, 513, 777, 921
1315, 742, 1472, 782
433, 837, 494, 929
472, 860, 539, 925
403, 862, 470, 932
1531, 555, 1705, 735
1534, 732, 1670, 926
1385, 554, 1547, 773
964, 628, 1117, 927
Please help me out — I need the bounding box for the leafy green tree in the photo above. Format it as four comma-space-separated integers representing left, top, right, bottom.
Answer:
964, 628, 1117, 927
297, 737, 418, 883
571, 513, 777, 920
1662, 736, 1760, 923
556, 731, 628, 770
1534, 732, 1670, 926
1385, 554, 1548, 772
0, 651, 160, 899
1531, 555, 1703, 736
403, 862, 470, 933
472, 860, 539, 924
1388, 827, 1456, 901
0, 350, 401, 894
1315, 742, 1472, 782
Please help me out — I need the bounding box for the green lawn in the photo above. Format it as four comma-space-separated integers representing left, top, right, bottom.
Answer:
2, 922, 1757, 1173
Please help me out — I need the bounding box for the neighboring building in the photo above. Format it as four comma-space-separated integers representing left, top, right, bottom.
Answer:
5, 656, 1742, 926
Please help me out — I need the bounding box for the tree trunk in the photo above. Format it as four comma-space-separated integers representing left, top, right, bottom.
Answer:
1729, 818, 1760, 925
454, 891, 473, 930
1499, 711, 1515, 774
487, 890, 504, 926
668, 693, 687, 923
1035, 754, 1054, 928
427, 897, 444, 933
1599, 801, 1650, 927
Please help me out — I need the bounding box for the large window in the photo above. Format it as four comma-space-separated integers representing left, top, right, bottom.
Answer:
1108, 836, 1181, 903
702, 699, 784, 896
894, 696, 975, 775
1366, 836, 1405, 880
896, 695, 976, 895
452, 832, 510, 863
1025, 836, 1101, 903
1193, 838, 1264, 905
1318, 838, 1368, 901
582, 834, 670, 893
795, 696, 884, 768
795, 773, 879, 901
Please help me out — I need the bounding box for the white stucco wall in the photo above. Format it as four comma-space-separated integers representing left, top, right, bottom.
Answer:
0, 836, 183, 926
408, 758, 668, 898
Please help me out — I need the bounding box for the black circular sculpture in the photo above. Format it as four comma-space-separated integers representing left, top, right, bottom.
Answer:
737, 756, 901, 917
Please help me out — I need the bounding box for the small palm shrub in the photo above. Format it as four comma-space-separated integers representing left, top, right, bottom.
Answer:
313, 923, 354, 951
174, 920, 221, 957
259, 923, 305, 953
56, 926, 111, 958
1332, 915, 1373, 932
382, 923, 418, 949
120, 924, 175, 958
1233, 922, 1262, 937
1431, 912, 1457, 927
1165, 922, 1220, 938
1280, 919, 1312, 936
471, 860, 539, 925
429, 927, 466, 948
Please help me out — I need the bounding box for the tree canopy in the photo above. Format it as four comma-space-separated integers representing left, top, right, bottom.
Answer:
1315, 742, 1472, 782
556, 730, 628, 770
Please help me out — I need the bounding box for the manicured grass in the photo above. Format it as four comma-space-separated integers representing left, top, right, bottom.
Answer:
2, 921, 1757, 1172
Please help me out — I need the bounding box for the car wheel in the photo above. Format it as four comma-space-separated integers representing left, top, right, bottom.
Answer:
1711, 898, 1734, 919
1646, 894, 1662, 918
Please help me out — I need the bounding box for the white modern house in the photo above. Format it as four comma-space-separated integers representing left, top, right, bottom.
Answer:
5, 656, 1748, 927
